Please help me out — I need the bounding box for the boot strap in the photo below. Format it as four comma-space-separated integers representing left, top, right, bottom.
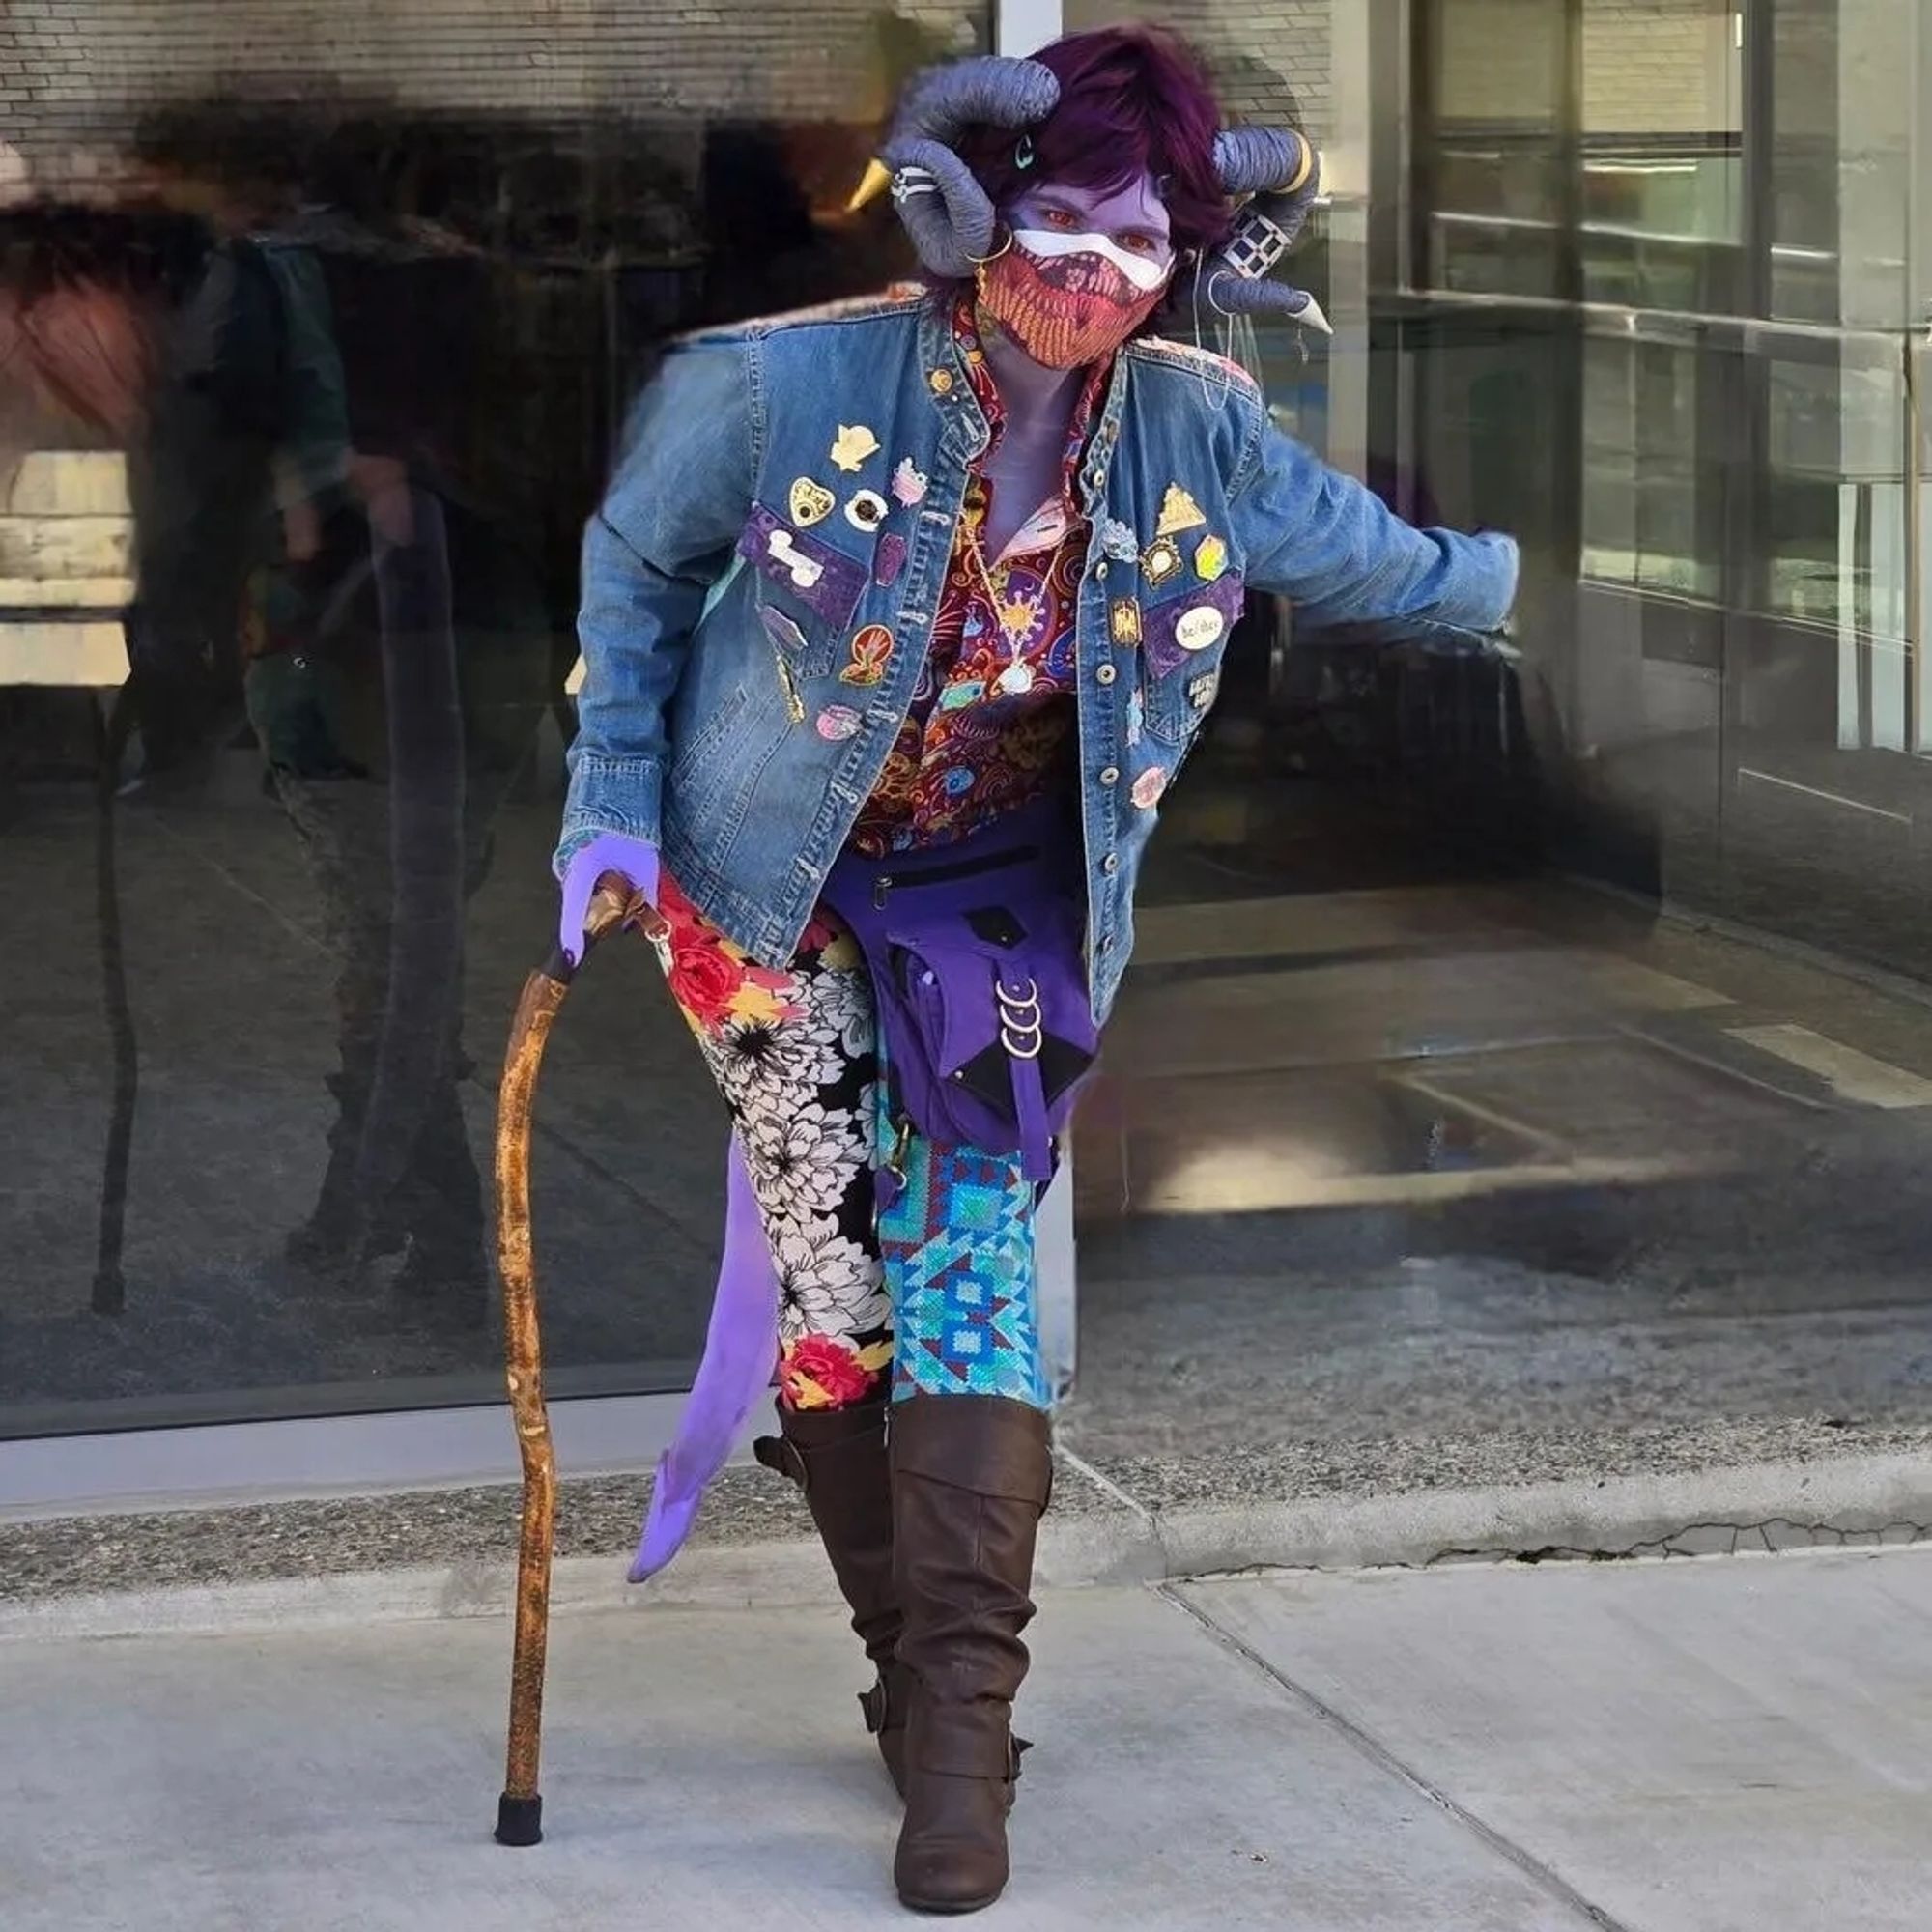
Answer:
913, 1733, 1026, 1784
860, 1666, 917, 1737
914, 1702, 1027, 1781
752, 1434, 807, 1487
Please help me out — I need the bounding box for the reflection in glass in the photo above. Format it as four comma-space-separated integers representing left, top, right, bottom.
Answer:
0, 7, 992, 1436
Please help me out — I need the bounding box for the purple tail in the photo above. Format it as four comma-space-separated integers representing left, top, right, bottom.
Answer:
628, 1135, 779, 1581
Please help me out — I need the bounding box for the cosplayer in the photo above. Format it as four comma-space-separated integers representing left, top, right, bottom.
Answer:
556, 26, 1516, 1915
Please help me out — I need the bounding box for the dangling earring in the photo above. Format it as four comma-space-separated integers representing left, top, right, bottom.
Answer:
1014, 134, 1035, 172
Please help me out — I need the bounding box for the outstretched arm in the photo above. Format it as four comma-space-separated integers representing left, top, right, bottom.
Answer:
1232, 418, 1518, 639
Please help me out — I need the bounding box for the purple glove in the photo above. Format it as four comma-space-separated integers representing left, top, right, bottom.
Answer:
557, 832, 660, 968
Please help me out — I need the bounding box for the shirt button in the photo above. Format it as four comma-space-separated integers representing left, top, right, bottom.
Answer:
1099, 765, 1120, 786
1096, 664, 1118, 686
1102, 854, 1120, 876
928, 369, 954, 395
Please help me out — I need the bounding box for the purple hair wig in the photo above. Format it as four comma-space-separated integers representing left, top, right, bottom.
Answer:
955, 26, 1233, 259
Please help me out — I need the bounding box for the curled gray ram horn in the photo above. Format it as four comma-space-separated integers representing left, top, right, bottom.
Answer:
849, 57, 1061, 280
1202, 127, 1328, 331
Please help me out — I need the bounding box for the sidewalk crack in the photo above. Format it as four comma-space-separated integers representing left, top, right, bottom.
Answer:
1155, 1582, 1635, 1932
1427, 1518, 1931, 1569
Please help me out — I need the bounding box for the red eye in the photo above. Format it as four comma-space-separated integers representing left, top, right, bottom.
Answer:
1041, 208, 1078, 229
1119, 232, 1155, 254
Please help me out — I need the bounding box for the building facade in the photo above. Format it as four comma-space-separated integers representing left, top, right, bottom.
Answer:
4, 0, 1930, 1506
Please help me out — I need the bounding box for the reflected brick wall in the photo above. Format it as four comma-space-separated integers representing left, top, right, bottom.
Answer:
0, 0, 982, 187
1065, 2, 1331, 140
1435, 0, 1739, 134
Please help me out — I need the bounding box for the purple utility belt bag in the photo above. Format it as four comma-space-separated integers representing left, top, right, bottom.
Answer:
820, 805, 1099, 1189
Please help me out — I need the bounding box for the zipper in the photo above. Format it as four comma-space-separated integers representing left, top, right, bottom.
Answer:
871, 843, 1039, 909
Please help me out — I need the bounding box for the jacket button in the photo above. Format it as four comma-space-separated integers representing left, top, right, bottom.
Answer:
1099, 766, 1120, 786
1095, 664, 1118, 686
929, 369, 954, 395
1102, 854, 1120, 876
1095, 560, 1109, 581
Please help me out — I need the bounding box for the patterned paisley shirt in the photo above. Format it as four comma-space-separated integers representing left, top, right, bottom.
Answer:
848, 297, 1108, 856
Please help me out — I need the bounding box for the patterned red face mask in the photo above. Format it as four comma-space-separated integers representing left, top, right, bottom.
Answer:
976, 235, 1170, 370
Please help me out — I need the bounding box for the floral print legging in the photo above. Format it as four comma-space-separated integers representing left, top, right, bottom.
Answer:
650, 873, 1051, 1415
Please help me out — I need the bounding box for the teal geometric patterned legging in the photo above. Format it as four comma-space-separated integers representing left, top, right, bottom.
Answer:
652, 870, 1051, 1416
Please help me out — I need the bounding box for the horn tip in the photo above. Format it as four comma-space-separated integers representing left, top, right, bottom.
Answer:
846, 158, 894, 213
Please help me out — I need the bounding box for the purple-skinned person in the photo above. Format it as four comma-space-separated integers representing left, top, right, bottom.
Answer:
556, 25, 1518, 1911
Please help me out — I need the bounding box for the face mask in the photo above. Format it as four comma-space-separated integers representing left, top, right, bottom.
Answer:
977, 228, 1172, 370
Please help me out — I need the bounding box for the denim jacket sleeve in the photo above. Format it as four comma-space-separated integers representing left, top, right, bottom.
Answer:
560, 340, 755, 864
1230, 409, 1519, 639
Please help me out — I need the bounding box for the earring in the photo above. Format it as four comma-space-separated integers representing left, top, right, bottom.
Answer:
1014, 134, 1035, 171
966, 228, 1013, 267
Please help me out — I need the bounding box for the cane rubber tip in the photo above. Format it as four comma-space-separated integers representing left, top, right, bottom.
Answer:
495, 1792, 543, 1846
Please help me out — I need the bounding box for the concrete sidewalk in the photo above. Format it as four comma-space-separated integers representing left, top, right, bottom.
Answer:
8, 1547, 1930, 1931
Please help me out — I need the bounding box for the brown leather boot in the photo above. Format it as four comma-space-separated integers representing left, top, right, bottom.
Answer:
753, 1391, 912, 1795
890, 1393, 1053, 1916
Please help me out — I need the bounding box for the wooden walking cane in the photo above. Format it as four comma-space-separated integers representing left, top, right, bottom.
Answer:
493, 874, 652, 1849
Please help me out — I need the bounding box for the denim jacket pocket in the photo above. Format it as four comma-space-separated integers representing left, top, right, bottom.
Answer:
1139, 573, 1244, 746
737, 501, 869, 678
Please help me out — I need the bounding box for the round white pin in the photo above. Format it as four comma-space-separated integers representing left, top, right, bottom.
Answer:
1175, 605, 1226, 652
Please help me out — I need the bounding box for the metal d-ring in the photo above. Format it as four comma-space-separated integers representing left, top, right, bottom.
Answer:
1000, 1022, 1044, 1061
997, 976, 1042, 1059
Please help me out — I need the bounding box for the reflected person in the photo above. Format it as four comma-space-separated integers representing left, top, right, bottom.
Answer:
249, 190, 548, 1319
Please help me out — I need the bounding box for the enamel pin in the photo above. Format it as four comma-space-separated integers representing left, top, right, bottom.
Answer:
845, 489, 889, 533
1142, 535, 1182, 586
840, 624, 894, 686
892, 459, 929, 507
1175, 605, 1227, 652
789, 477, 835, 526
1156, 485, 1206, 537
831, 425, 881, 473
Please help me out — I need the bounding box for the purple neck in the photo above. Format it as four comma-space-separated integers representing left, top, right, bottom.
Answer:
977, 310, 1087, 433
974, 308, 1087, 556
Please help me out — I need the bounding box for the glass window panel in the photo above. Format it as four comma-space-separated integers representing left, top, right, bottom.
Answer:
1581, 334, 1717, 603
0, 3, 990, 1437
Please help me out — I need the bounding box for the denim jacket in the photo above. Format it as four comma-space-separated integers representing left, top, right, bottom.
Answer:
562, 292, 1517, 1022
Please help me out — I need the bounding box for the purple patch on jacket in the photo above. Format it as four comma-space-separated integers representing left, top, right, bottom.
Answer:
1140, 574, 1245, 679
738, 502, 869, 630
